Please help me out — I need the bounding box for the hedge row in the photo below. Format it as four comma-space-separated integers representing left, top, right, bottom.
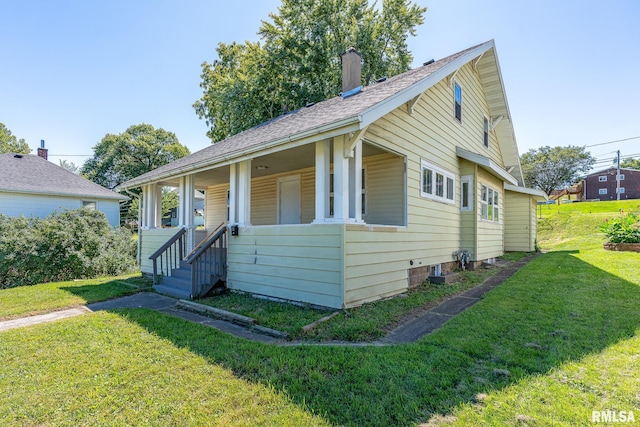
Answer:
0, 208, 137, 288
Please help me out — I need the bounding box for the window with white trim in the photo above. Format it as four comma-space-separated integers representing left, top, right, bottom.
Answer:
618, 187, 625, 194
483, 117, 489, 148
599, 176, 607, 182
461, 175, 473, 211
618, 174, 625, 181
599, 188, 607, 195
480, 184, 499, 222
454, 82, 462, 123
421, 160, 455, 204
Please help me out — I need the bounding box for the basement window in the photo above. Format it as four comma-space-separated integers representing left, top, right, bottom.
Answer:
454, 82, 462, 123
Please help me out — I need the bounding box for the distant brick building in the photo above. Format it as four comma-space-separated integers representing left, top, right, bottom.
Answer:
582, 167, 640, 201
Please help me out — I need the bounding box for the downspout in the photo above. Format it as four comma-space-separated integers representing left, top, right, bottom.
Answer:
125, 189, 142, 267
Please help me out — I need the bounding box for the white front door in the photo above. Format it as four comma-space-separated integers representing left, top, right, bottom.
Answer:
278, 175, 301, 224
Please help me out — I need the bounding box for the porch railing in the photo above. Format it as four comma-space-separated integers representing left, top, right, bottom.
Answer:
187, 224, 227, 297
148, 227, 187, 286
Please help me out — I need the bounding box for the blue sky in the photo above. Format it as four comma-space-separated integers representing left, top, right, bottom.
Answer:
1, 0, 639, 171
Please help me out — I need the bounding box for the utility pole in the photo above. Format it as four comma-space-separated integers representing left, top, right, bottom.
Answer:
616, 150, 621, 201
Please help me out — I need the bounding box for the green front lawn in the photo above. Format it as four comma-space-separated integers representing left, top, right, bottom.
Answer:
1, 200, 638, 426
0, 274, 150, 320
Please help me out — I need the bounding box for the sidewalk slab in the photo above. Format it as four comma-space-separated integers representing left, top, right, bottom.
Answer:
0, 307, 89, 332
384, 312, 452, 344
87, 292, 176, 311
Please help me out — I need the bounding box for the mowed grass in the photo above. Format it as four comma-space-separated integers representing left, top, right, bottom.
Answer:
0, 274, 151, 320
1, 200, 638, 425
198, 266, 498, 341
0, 312, 327, 426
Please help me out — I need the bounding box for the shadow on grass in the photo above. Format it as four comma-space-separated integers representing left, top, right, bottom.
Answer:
115, 251, 640, 426
60, 276, 150, 304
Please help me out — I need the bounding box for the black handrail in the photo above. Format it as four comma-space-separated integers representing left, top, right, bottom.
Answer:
148, 227, 187, 286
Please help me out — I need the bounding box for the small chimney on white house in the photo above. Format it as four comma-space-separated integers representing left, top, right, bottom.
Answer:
37, 139, 48, 160
341, 47, 362, 95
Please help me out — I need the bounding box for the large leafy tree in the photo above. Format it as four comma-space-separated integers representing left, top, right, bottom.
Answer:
521, 145, 596, 196
81, 124, 189, 190
621, 157, 640, 170
194, 0, 426, 142
0, 122, 31, 154
81, 124, 190, 225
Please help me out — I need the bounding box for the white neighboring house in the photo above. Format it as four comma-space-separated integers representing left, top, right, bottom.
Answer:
0, 151, 128, 226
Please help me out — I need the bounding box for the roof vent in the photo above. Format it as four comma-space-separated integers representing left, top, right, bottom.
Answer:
14, 154, 23, 159
423, 59, 435, 66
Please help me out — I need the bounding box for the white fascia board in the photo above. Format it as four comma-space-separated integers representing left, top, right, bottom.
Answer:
456, 146, 518, 185
359, 41, 495, 128
504, 183, 547, 200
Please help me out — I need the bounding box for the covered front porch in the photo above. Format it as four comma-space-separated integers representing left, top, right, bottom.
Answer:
138, 135, 407, 307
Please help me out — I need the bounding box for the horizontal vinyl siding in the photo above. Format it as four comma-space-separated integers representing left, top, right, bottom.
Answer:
343, 63, 502, 305
0, 192, 120, 226
476, 170, 504, 260
139, 228, 183, 274
363, 153, 405, 226
504, 191, 533, 251
205, 184, 229, 230
250, 167, 315, 225
226, 224, 344, 308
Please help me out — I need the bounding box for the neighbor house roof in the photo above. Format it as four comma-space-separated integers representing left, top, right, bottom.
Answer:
120, 39, 522, 190
0, 153, 128, 200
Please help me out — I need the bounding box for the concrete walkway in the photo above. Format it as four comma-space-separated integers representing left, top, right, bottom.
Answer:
0, 254, 537, 344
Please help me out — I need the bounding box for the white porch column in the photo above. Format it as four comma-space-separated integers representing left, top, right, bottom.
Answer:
179, 175, 196, 251
229, 163, 238, 224
155, 185, 163, 228
237, 159, 252, 226
333, 135, 350, 221
349, 139, 363, 222
228, 161, 251, 226
142, 184, 157, 229
314, 139, 331, 222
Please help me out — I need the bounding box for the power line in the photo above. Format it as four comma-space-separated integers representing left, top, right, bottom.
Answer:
585, 136, 640, 148
47, 154, 93, 157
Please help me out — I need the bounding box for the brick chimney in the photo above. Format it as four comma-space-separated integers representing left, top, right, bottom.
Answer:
341, 47, 362, 94
37, 139, 48, 160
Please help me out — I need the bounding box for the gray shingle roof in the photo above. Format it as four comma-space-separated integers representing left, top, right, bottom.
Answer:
0, 153, 129, 200
120, 41, 495, 189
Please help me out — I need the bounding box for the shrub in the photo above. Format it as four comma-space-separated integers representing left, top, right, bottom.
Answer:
599, 209, 640, 244
0, 208, 136, 288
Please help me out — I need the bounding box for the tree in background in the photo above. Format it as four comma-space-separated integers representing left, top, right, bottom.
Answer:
0, 122, 31, 154
621, 157, 640, 170
81, 124, 190, 224
59, 159, 80, 174
194, 0, 426, 143
521, 145, 596, 196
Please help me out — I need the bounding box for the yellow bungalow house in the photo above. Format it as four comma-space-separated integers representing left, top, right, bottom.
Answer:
118, 40, 545, 308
